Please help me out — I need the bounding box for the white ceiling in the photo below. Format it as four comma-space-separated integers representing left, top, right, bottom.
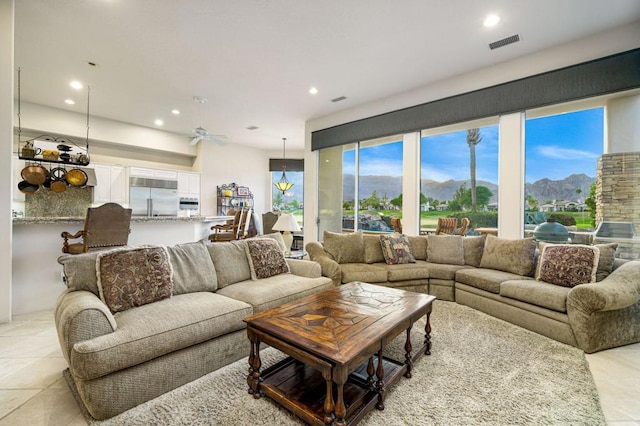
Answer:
13, 1, 640, 151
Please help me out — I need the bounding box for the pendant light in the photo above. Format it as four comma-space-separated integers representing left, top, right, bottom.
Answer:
274, 137, 294, 194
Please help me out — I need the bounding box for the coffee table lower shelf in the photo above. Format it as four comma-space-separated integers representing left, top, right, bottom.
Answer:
260, 355, 406, 426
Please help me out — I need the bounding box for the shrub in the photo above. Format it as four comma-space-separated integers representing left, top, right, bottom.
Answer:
548, 213, 576, 226
448, 212, 498, 229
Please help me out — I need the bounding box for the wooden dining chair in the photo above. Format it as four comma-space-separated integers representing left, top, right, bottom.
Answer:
61, 203, 132, 254
209, 208, 243, 242
435, 217, 458, 235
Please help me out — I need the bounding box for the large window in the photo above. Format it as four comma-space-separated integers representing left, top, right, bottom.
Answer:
271, 170, 303, 226
420, 120, 499, 235
524, 107, 604, 233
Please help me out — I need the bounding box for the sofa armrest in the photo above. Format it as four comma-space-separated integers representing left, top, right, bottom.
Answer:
306, 241, 341, 286
286, 258, 322, 278
54, 289, 117, 364
568, 260, 640, 314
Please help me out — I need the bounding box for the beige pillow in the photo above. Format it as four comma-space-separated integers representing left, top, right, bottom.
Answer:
261, 232, 287, 253
594, 243, 618, 281
535, 244, 600, 287
463, 235, 485, 267
244, 239, 290, 280
323, 231, 364, 264
363, 234, 385, 264
166, 241, 218, 294
407, 236, 428, 261
96, 246, 173, 313
205, 240, 252, 288
427, 235, 464, 265
480, 235, 537, 276
58, 251, 102, 296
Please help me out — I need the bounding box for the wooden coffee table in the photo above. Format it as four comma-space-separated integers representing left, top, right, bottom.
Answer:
244, 282, 436, 426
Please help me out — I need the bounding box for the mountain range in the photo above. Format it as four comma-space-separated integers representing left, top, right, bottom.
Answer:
342, 173, 595, 204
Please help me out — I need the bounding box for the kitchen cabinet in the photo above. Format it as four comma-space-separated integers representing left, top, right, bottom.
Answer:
93, 164, 127, 205
177, 172, 201, 197
129, 166, 177, 180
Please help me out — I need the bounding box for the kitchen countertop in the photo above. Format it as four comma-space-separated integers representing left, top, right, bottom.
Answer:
13, 215, 233, 225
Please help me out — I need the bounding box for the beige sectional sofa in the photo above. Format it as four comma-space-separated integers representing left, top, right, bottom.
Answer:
55, 238, 333, 420
307, 231, 640, 354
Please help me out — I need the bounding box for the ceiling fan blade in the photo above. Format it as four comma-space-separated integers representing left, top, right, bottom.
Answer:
190, 136, 202, 145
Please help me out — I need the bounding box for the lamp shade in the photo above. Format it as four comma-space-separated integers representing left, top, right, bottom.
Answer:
272, 213, 301, 232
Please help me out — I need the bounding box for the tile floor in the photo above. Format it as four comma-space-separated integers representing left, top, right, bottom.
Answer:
0, 310, 639, 426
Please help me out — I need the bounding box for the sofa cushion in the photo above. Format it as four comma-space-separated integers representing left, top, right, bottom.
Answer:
96, 246, 173, 313
216, 274, 333, 313
363, 234, 385, 264
424, 262, 473, 280
323, 231, 364, 264
58, 251, 102, 296
500, 279, 570, 313
456, 268, 534, 294
245, 238, 290, 280
594, 243, 618, 281
69, 292, 252, 380
380, 233, 416, 265
340, 263, 387, 283
427, 235, 464, 265
407, 236, 428, 260
260, 232, 287, 253
535, 244, 599, 288
379, 262, 429, 282
463, 235, 485, 267
479, 235, 536, 276
167, 241, 218, 294
206, 240, 252, 288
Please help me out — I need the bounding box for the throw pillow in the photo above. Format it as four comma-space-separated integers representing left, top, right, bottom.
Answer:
379, 233, 416, 265
244, 238, 290, 280
58, 251, 102, 296
463, 235, 485, 267
363, 234, 385, 264
594, 243, 618, 281
407, 236, 428, 261
479, 235, 537, 276
166, 241, 218, 294
96, 246, 173, 314
261, 232, 287, 253
535, 244, 600, 287
323, 231, 365, 264
205, 240, 252, 288
427, 235, 464, 265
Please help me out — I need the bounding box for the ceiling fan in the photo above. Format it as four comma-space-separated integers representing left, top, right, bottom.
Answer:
190, 97, 228, 146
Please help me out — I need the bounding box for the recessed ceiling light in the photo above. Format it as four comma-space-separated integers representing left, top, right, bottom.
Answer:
154, 119, 164, 126
70, 80, 83, 90
64, 99, 75, 105
484, 14, 500, 27
309, 87, 318, 95
171, 109, 180, 115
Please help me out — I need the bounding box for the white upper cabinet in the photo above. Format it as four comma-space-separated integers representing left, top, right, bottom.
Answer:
177, 171, 201, 197
93, 164, 127, 205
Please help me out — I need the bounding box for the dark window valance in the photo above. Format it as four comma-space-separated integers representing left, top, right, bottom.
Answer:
269, 158, 304, 172
311, 48, 640, 151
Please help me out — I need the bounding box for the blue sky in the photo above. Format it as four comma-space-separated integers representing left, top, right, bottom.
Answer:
343, 107, 604, 184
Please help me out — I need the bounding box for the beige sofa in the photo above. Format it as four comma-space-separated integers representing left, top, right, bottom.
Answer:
55, 239, 333, 420
307, 231, 640, 354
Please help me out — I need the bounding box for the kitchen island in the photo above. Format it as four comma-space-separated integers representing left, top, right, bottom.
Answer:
12, 216, 231, 315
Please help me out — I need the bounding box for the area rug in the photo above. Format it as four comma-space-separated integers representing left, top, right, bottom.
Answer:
86, 301, 605, 425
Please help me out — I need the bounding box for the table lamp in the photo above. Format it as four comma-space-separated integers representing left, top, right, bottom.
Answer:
272, 213, 301, 255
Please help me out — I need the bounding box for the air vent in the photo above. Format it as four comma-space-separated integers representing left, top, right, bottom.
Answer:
489, 34, 520, 50
331, 96, 347, 103
246, 126, 259, 130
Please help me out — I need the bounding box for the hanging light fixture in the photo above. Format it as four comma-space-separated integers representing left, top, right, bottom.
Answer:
274, 137, 294, 194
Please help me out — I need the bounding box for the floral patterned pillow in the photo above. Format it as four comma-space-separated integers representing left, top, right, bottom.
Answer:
245, 239, 290, 280
535, 244, 600, 287
379, 233, 416, 265
96, 246, 173, 313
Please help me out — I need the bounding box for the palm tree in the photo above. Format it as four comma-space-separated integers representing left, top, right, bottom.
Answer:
467, 128, 482, 211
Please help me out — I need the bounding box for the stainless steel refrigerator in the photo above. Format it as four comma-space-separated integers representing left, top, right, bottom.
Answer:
129, 177, 179, 216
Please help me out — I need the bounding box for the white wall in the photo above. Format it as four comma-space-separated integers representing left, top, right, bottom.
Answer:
1, 0, 14, 323
303, 21, 640, 244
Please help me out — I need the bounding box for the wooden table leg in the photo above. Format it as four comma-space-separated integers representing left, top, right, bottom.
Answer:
334, 367, 348, 426
247, 329, 262, 398
424, 311, 432, 356
322, 369, 335, 425
366, 356, 375, 391
375, 349, 386, 410
404, 327, 413, 378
